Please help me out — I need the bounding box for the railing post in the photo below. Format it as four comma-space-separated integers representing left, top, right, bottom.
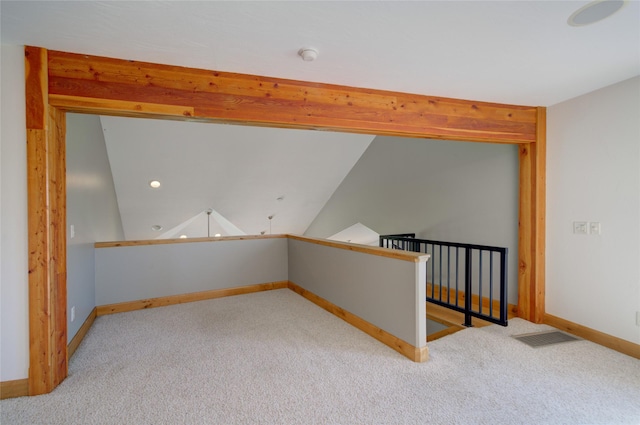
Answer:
380, 234, 508, 327
500, 248, 508, 324
464, 247, 473, 327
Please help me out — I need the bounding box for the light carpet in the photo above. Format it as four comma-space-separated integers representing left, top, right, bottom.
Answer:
2, 289, 639, 424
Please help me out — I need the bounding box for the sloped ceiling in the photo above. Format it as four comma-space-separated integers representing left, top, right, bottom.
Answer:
100, 116, 373, 240
2, 1, 638, 240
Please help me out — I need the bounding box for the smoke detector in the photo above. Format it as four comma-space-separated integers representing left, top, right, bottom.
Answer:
298, 48, 319, 62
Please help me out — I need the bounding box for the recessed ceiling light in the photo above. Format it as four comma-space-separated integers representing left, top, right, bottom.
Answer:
568, 0, 626, 26
151, 224, 162, 231
179, 234, 187, 239
149, 180, 161, 189
214, 233, 222, 237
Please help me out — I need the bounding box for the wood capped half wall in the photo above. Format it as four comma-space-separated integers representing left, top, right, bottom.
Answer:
24, 46, 546, 395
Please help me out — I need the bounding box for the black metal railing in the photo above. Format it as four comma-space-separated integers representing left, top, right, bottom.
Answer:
380, 234, 508, 327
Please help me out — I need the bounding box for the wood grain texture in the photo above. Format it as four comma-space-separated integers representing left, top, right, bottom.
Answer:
533, 108, 547, 323
96, 281, 288, 316
427, 325, 464, 342
426, 302, 512, 329
24, 45, 546, 396
288, 282, 429, 362
67, 308, 97, 360
48, 105, 68, 389
49, 94, 195, 118
544, 314, 640, 359
26, 46, 68, 396
25, 47, 46, 129
517, 107, 546, 323
95, 234, 286, 248
0, 379, 29, 400
287, 234, 429, 263
46, 49, 537, 144
426, 283, 518, 317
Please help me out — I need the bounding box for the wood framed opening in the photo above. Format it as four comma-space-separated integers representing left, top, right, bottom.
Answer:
25, 46, 546, 395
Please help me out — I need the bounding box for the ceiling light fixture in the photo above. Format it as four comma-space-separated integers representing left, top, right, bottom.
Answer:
214, 233, 221, 237
206, 208, 213, 238
298, 47, 319, 62
149, 180, 161, 188
568, 0, 626, 26
151, 224, 163, 231
179, 234, 187, 239
268, 215, 274, 234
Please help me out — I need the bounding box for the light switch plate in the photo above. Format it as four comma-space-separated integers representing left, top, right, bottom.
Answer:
573, 221, 588, 235
589, 222, 601, 235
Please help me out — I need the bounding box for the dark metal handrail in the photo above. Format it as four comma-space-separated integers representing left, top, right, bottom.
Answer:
380, 234, 508, 327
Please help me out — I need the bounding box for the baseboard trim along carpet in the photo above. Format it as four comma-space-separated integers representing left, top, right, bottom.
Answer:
287, 281, 429, 362
96, 281, 289, 316
68, 307, 97, 360
544, 313, 640, 359
0, 379, 28, 400
99, 280, 427, 362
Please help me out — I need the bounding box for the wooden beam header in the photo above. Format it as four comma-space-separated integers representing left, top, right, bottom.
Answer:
46, 49, 537, 144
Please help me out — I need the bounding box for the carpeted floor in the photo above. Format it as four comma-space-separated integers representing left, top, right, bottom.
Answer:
2, 289, 639, 424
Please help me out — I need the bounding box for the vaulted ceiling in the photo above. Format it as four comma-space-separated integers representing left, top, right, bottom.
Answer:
2, 1, 638, 240
100, 116, 373, 240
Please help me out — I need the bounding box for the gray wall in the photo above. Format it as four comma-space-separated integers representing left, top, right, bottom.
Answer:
288, 238, 427, 347
67, 113, 124, 342
95, 238, 288, 305
305, 137, 519, 304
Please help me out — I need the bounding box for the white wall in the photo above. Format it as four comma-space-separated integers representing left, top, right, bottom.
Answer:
66, 113, 124, 342
547, 76, 640, 344
0, 44, 29, 381
305, 137, 519, 304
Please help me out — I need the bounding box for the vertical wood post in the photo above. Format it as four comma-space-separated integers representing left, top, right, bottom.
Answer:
518, 107, 546, 323
22, 45, 545, 394
25, 46, 68, 395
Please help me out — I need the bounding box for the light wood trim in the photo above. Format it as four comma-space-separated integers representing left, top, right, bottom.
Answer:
288, 281, 428, 362
46, 49, 537, 144
96, 281, 288, 316
49, 104, 68, 388
95, 234, 286, 248
427, 326, 464, 342
25, 46, 68, 396
426, 302, 513, 329
288, 234, 430, 263
426, 283, 518, 316
544, 313, 640, 359
517, 107, 546, 323
97, 234, 429, 263
49, 94, 195, 117
67, 308, 97, 360
533, 108, 547, 322
0, 379, 29, 400
23, 45, 544, 395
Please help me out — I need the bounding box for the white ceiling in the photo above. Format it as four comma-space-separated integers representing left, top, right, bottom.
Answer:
2, 1, 639, 240
100, 116, 373, 240
2, 1, 638, 106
